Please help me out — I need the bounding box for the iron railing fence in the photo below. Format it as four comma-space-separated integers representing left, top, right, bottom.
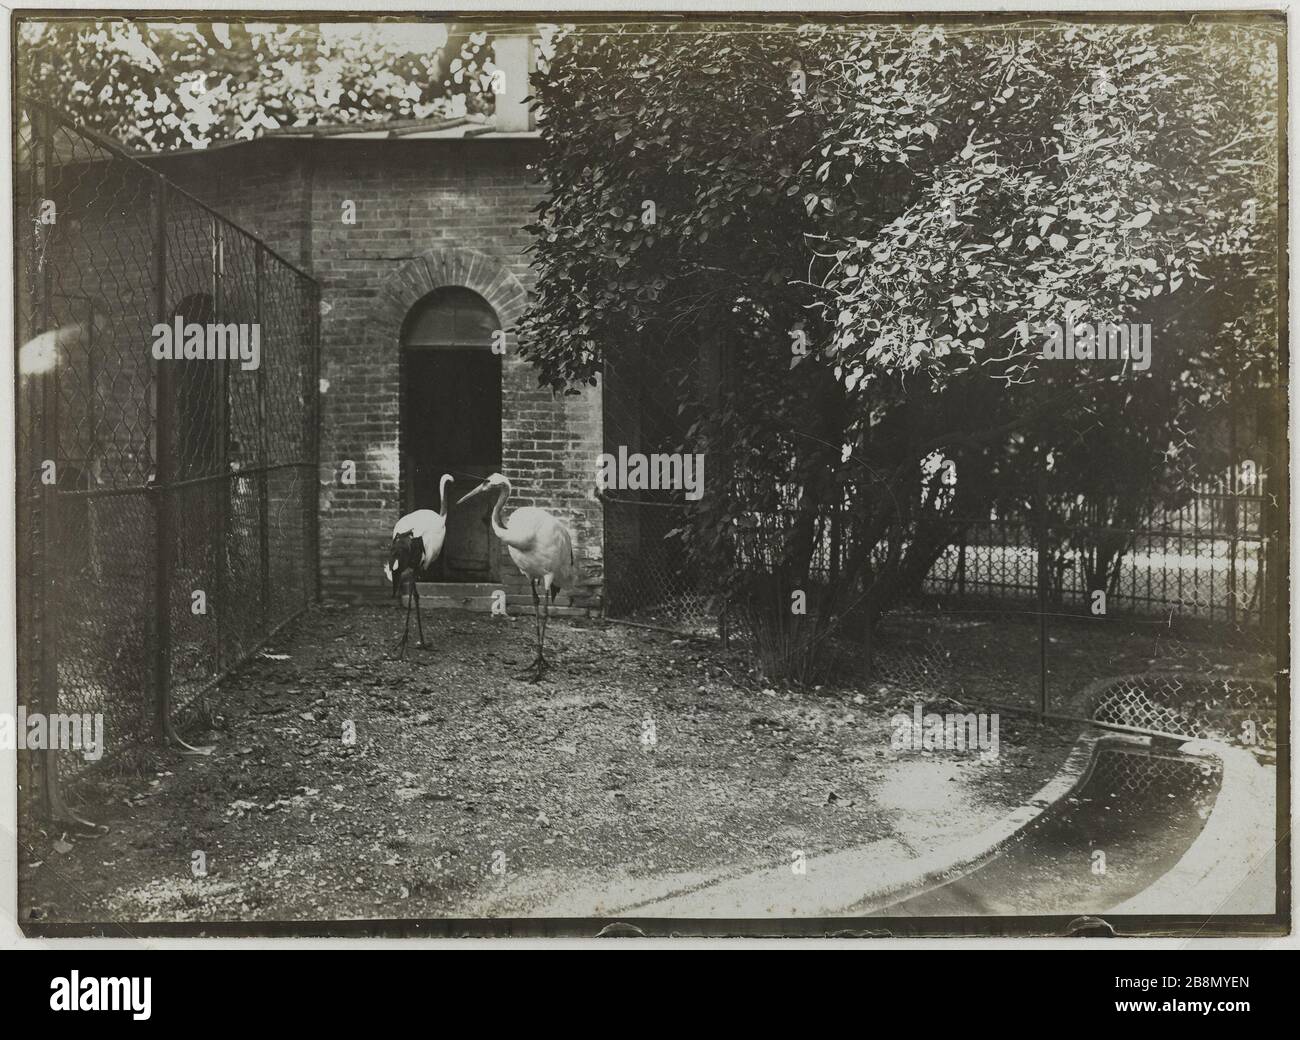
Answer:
700, 481, 1275, 627
600, 323, 1271, 639
15, 100, 321, 824
624, 483, 1275, 635
602, 478, 1279, 744
924, 502, 1271, 629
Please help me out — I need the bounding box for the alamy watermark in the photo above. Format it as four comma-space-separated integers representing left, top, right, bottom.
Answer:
1035, 318, 1152, 372
596, 447, 705, 501
1, 709, 104, 761
151, 317, 261, 371
890, 702, 999, 758
50, 972, 151, 1020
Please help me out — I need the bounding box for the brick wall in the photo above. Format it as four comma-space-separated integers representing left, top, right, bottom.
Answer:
153, 137, 604, 609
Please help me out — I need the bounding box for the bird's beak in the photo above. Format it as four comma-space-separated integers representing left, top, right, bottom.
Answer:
457, 481, 490, 506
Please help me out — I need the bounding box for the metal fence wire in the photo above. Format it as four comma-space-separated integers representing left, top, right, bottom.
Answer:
601, 334, 718, 634
599, 328, 1280, 746
602, 347, 1275, 640
15, 100, 321, 823
604, 479, 1275, 635
1086, 674, 1276, 748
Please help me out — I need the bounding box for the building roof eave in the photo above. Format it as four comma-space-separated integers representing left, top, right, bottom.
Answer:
135, 114, 542, 160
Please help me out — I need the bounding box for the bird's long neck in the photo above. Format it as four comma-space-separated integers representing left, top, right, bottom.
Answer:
438, 474, 452, 518
489, 480, 528, 548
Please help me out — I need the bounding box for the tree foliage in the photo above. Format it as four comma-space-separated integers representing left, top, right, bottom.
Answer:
520, 21, 1280, 677
17, 19, 501, 152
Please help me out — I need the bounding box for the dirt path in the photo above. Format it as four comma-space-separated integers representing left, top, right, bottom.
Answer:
21, 604, 1084, 926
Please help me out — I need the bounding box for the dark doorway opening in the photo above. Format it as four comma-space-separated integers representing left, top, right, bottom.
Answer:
400, 287, 502, 582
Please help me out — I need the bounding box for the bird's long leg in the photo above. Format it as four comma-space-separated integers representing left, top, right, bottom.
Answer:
398, 575, 414, 660
530, 580, 539, 652
523, 579, 544, 678
415, 580, 428, 649
538, 588, 551, 673
538, 579, 548, 663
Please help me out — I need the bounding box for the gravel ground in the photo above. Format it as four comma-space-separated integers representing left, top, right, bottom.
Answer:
21, 602, 1085, 928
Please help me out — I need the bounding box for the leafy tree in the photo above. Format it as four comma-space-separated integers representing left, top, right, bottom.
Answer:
810, 23, 1278, 605
520, 20, 1280, 679
17, 19, 501, 152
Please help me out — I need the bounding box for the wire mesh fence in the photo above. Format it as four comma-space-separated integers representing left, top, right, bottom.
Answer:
15, 100, 321, 822
599, 334, 1280, 745
1085, 674, 1275, 747
602, 419, 1273, 634
601, 334, 718, 635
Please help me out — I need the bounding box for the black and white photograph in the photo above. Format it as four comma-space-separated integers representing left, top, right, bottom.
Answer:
4, 5, 1290, 943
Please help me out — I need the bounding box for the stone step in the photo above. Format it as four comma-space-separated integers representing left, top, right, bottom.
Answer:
407, 582, 592, 617
412, 582, 498, 609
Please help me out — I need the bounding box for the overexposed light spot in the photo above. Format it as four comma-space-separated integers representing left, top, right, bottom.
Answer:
19, 327, 71, 375
104, 23, 163, 72
367, 444, 400, 487
320, 22, 447, 55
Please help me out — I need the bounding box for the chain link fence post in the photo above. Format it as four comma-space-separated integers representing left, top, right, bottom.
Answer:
33, 104, 66, 819
150, 177, 176, 745
1036, 468, 1049, 717
255, 245, 272, 626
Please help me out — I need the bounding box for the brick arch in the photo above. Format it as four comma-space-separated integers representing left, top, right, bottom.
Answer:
366, 246, 527, 348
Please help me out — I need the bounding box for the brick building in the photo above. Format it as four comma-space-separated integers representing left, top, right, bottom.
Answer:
147, 37, 606, 611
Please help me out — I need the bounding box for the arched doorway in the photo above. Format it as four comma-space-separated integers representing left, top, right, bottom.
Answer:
400, 286, 502, 581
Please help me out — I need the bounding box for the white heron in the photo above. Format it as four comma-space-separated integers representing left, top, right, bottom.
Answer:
383, 473, 454, 659
458, 473, 579, 675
